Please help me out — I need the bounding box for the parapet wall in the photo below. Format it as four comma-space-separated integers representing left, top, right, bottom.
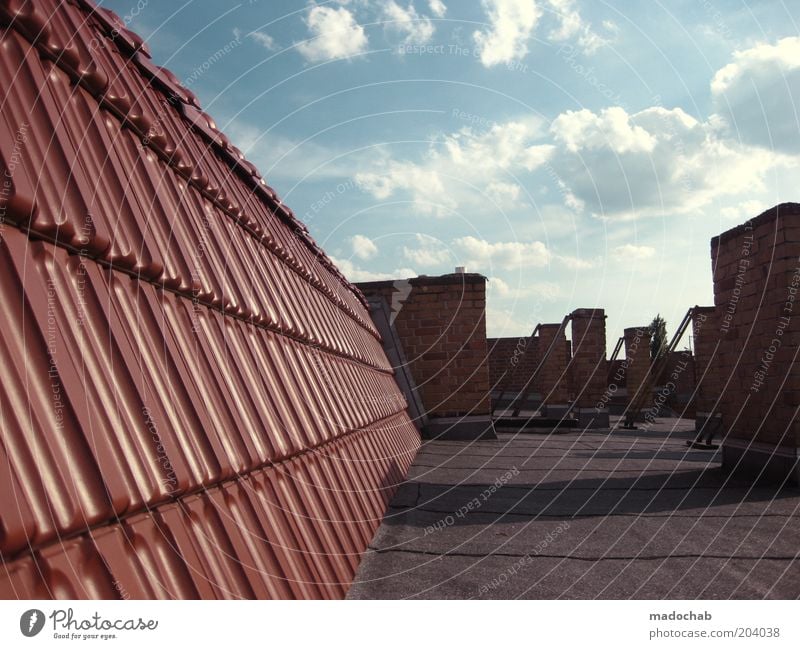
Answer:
487, 336, 540, 392
711, 203, 800, 479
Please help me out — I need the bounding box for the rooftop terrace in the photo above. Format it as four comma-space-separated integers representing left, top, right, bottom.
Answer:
349, 418, 800, 599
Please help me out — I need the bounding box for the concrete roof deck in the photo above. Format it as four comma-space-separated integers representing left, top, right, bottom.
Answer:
348, 418, 800, 599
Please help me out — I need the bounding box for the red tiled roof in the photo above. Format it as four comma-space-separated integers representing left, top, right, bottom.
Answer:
0, 0, 419, 599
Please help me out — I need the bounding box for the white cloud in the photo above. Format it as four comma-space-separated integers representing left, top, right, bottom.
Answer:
332, 257, 416, 282
353, 38, 799, 227
354, 118, 552, 215
429, 0, 447, 17
557, 253, 597, 269
399, 234, 596, 275
351, 234, 378, 260
720, 200, 765, 221
454, 235, 552, 270
439, 117, 553, 171
402, 234, 452, 267
355, 161, 456, 216
486, 306, 537, 337
612, 244, 656, 261
546, 0, 615, 54
547, 105, 776, 219
473, 0, 542, 67
247, 29, 277, 51
551, 107, 657, 154
711, 37, 800, 153
384, 1, 435, 44
488, 276, 559, 299
488, 276, 513, 297
471, 0, 612, 66
297, 6, 369, 62
485, 181, 522, 207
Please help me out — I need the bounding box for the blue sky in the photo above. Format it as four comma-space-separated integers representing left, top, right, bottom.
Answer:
103, 0, 799, 345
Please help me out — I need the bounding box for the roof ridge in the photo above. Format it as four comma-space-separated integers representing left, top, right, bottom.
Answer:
62, 0, 368, 309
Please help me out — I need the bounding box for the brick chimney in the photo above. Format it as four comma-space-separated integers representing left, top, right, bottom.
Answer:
356, 272, 491, 422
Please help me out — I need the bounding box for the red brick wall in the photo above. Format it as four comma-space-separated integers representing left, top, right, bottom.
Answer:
711, 204, 800, 448
568, 309, 607, 408
623, 326, 652, 406
537, 323, 570, 404
691, 306, 719, 416
357, 274, 491, 417
488, 336, 540, 392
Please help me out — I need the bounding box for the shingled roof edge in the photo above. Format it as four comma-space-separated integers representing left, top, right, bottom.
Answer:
58, 0, 367, 309
0, 2, 377, 340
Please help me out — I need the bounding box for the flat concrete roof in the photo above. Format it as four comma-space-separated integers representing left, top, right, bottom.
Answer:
348, 418, 800, 599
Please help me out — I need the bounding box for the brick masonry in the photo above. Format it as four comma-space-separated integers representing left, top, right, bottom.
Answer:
691, 306, 719, 420
487, 336, 540, 392
537, 323, 570, 406
623, 326, 652, 409
356, 273, 491, 417
711, 203, 800, 458
568, 309, 607, 409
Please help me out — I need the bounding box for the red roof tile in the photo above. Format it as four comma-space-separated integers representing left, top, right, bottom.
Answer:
0, 0, 419, 599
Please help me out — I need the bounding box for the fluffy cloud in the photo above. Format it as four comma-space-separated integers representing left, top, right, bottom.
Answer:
720, 200, 766, 221
485, 181, 522, 207
399, 234, 596, 274
711, 37, 800, 153
355, 118, 552, 215
612, 244, 656, 261
384, 1, 435, 44
557, 253, 597, 269
548, 105, 775, 219
551, 107, 657, 154
247, 29, 277, 51
297, 6, 369, 62
429, 0, 447, 17
354, 37, 797, 225
473, 0, 542, 67
471, 0, 611, 66
332, 257, 416, 282
488, 276, 559, 299
402, 234, 452, 266
355, 160, 456, 216
439, 118, 553, 172
351, 234, 378, 260
545, 0, 615, 54
486, 306, 538, 337
454, 236, 552, 269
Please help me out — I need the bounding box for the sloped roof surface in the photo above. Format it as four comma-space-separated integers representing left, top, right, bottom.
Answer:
0, 0, 419, 599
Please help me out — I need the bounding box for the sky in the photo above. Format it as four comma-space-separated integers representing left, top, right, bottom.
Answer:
103, 0, 799, 347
